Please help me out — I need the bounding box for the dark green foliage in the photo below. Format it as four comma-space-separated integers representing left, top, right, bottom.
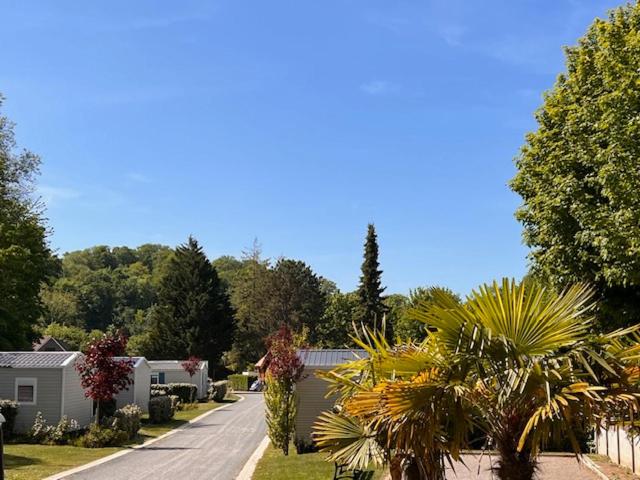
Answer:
228, 374, 257, 391
0, 96, 56, 349
393, 287, 460, 341
315, 292, 359, 348
165, 383, 198, 403
149, 383, 197, 403
0, 399, 18, 437
270, 259, 327, 342
511, 3, 640, 329
355, 224, 389, 337
225, 244, 326, 371
148, 396, 174, 423
42, 244, 172, 332
145, 237, 234, 372
212, 255, 244, 291
225, 248, 273, 372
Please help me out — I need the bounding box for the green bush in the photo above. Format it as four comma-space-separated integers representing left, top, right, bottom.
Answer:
167, 383, 197, 403
28, 412, 81, 445
105, 404, 142, 440
150, 383, 197, 403
228, 374, 257, 391
76, 423, 129, 448
149, 396, 174, 423
0, 399, 18, 437
209, 380, 228, 402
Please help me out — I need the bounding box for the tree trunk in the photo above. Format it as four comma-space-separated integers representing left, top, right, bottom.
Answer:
389, 454, 427, 480
495, 437, 537, 480
283, 388, 290, 456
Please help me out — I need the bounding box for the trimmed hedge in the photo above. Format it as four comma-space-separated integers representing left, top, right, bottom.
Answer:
149, 396, 174, 423
150, 383, 197, 403
209, 380, 228, 402
228, 374, 258, 391
0, 399, 18, 437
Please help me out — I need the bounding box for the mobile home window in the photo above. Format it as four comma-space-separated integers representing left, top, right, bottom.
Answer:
151, 373, 159, 384
15, 378, 37, 405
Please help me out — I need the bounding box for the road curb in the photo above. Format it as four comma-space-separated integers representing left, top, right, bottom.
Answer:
236, 435, 270, 480
44, 395, 245, 480
582, 455, 611, 480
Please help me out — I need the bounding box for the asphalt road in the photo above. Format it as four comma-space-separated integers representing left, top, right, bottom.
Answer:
64, 392, 266, 480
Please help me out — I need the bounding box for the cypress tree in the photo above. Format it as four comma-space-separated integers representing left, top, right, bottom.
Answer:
150, 236, 234, 374
356, 224, 389, 336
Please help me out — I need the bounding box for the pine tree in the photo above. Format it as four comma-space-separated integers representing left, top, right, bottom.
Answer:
149, 236, 234, 375
355, 224, 389, 336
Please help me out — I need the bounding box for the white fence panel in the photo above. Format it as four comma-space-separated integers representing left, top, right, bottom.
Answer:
596, 426, 640, 473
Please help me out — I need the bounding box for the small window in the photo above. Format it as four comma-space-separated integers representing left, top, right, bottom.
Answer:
15, 378, 37, 405
151, 373, 159, 384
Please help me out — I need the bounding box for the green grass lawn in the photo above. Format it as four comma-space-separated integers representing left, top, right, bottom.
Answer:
5, 444, 122, 480
252, 444, 385, 480
5, 396, 238, 480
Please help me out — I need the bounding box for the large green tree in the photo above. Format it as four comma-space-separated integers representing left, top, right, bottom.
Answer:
392, 287, 460, 341
511, 3, 640, 329
314, 291, 360, 348
147, 237, 234, 372
225, 252, 327, 370
355, 224, 389, 335
268, 258, 327, 339
43, 244, 172, 331
0, 96, 55, 349
225, 244, 274, 371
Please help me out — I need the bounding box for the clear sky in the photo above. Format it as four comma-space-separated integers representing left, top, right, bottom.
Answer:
0, 0, 622, 296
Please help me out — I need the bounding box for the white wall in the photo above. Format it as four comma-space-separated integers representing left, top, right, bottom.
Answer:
62, 359, 93, 428
596, 426, 640, 473
295, 366, 336, 443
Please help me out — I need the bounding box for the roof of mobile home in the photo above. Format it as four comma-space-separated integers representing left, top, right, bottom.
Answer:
297, 349, 368, 367
0, 351, 78, 368
113, 356, 149, 368
147, 360, 207, 370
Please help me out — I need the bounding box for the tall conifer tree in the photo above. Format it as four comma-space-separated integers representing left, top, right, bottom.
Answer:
356, 224, 389, 336
150, 236, 234, 374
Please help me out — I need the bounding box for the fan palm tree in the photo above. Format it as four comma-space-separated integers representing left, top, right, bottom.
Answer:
314, 279, 640, 480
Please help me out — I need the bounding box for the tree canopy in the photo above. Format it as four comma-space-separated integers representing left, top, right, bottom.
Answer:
144, 237, 234, 372
511, 3, 640, 328
0, 96, 55, 349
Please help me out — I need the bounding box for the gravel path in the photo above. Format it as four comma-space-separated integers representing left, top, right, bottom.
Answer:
447, 454, 600, 479
64, 392, 265, 480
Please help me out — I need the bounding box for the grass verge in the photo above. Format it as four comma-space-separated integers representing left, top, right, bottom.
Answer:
252, 444, 384, 480
5, 395, 239, 480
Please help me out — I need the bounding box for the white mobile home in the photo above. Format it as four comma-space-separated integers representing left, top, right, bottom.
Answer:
294, 349, 368, 444
148, 360, 209, 400
113, 356, 152, 413
0, 351, 92, 433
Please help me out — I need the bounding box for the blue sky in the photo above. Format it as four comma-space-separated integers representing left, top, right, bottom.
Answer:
0, 0, 621, 296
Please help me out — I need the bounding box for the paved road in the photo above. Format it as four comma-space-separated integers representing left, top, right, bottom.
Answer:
65, 393, 265, 480
446, 454, 599, 479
